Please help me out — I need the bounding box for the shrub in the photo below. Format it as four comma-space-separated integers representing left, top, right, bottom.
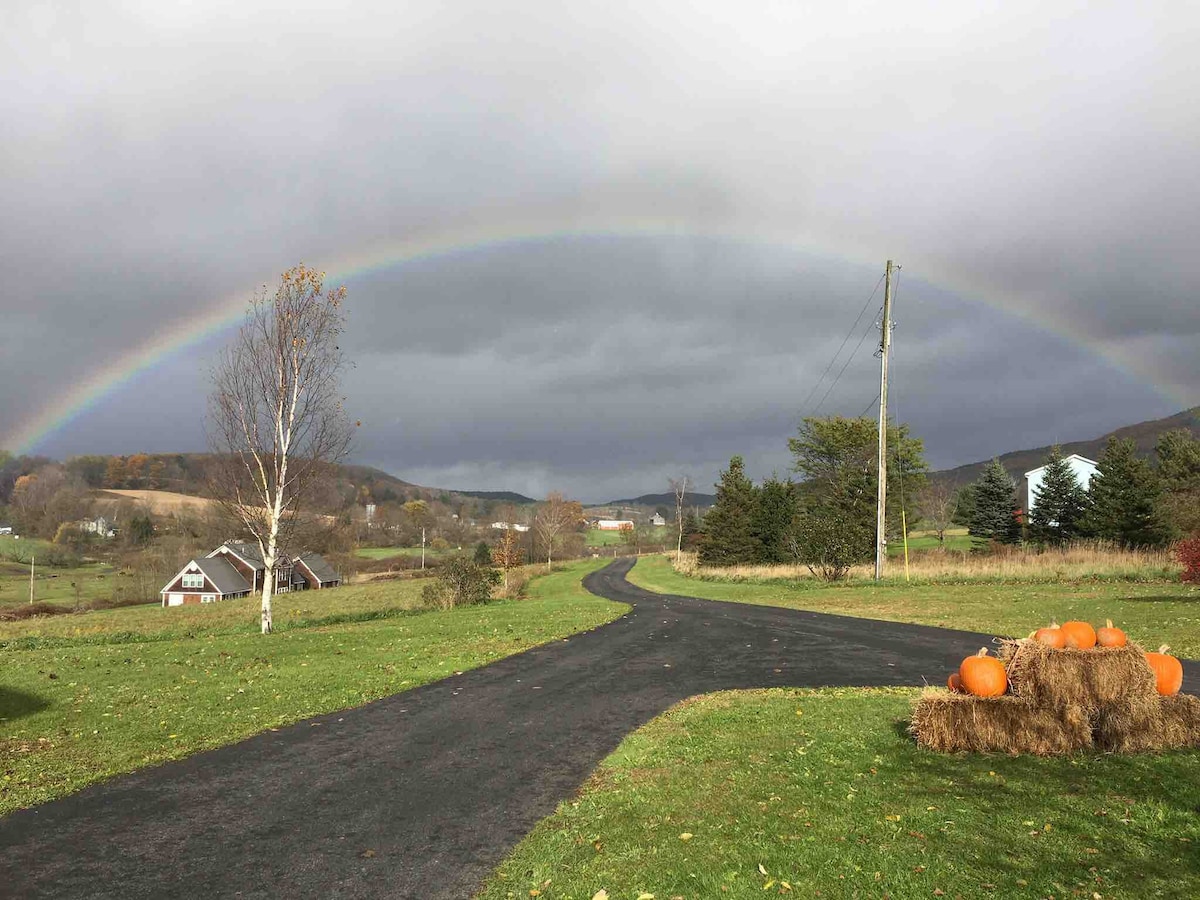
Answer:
420, 557, 500, 609
1176, 535, 1200, 583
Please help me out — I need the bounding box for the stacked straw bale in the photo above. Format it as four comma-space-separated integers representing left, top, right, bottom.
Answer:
910, 691, 1091, 755
911, 640, 1200, 755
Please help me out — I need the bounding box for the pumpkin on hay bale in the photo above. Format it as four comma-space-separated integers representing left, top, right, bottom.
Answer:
998, 639, 1157, 711
909, 691, 1093, 756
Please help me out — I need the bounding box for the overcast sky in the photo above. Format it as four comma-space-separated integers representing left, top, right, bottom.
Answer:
4, 1, 1197, 502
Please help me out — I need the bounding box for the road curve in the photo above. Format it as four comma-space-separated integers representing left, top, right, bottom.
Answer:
1, 559, 1189, 899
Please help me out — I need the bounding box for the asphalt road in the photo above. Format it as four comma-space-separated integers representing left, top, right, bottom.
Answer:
2, 559, 1194, 899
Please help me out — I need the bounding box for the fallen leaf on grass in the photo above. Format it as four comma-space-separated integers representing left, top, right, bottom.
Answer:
591, 891, 608, 900
759, 864, 769, 876
679, 833, 694, 841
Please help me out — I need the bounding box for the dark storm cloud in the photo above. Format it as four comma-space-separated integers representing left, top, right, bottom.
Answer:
4, 1, 1197, 499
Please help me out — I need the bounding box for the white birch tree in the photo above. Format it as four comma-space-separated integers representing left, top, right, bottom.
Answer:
208, 265, 353, 634
669, 475, 689, 561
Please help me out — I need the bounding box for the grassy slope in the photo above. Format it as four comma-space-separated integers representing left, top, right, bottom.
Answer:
628, 556, 1200, 657
586, 527, 672, 548
0, 559, 626, 815
479, 688, 1200, 900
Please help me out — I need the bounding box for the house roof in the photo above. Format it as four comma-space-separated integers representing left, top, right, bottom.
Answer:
297, 553, 339, 584
1023, 454, 1099, 478
211, 541, 266, 568
194, 556, 253, 594
162, 556, 252, 595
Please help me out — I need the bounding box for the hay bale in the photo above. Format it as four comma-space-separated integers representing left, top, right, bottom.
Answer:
1000, 640, 1157, 710
1096, 693, 1200, 752
910, 691, 1093, 755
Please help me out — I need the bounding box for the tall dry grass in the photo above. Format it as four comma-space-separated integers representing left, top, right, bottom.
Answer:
674, 543, 1182, 585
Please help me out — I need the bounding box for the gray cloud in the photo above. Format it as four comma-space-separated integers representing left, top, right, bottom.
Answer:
4, 1, 1196, 501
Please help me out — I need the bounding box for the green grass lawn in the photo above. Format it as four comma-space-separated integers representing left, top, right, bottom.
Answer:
890, 527, 973, 555
0, 558, 626, 815
354, 546, 458, 560
0, 560, 118, 611
479, 687, 1200, 900
586, 527, 672, 548
627, 556, 1200, 657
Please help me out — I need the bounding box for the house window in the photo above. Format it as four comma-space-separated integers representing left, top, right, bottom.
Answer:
201, 594, 216, 603
182, 573, 204, 589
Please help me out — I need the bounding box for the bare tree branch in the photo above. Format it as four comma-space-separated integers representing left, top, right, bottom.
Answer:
207, 265, 353, 633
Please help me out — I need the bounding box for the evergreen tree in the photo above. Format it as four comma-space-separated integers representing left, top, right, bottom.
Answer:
699, 456, 760, 565
1155, 429, 1200, 536
1027, 445, 1090, 546
968, 459, 1021, 546
751, 476, 796, 564
1085, 437, 1171, 548
473, 541, 492, 565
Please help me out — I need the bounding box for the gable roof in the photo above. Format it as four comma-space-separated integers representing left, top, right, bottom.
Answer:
162, 556, 252, 596
297, 553, 339, 584
1023, 454, 1099, 478
194, 556, 253, 594
210, 541, 266, 569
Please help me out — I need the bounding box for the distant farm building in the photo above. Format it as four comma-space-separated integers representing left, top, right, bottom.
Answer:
0, 525, 12, 536
1023, 455, 1099, 515
648, 513, 666, 527
596, 519, 635, 531
490, 522, 530, 532
160, 541, 341, 607
79, 516, 117, 538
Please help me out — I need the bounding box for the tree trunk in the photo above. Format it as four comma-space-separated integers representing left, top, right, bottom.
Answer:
260, 576, 274, 634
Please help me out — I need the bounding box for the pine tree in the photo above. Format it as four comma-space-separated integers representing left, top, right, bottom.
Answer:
751, 476, 796, 564
699, 456, 760, 565
1085, 437, 1171, 548
1155, 429, 1200, 537
969, 459, 1021, 546
1028, 446, 1090, 546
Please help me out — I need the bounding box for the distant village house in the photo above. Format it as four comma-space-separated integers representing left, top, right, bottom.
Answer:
648, 513, 666, 527
160, 541, 341, 607
490, 521, 530, 532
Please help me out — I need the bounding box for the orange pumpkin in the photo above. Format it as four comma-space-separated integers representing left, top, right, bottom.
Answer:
1096, 619, 1127, 648
1145, 645, 1184, 696
959, 648, 1007, 697
947, 672, 963, 693
1060, 620, 1097, 649
1033, 622, 1067, 649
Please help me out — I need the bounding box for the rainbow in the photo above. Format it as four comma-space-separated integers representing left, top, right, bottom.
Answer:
4, 216, 1191, 456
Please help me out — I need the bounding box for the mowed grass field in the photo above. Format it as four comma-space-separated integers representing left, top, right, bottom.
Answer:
0, 558, 626, 815
586, 526, 673, 548
354, 546, 458, 560
0, 538, 118, 611
480, 688, 1200, 900
628, 555, 1200, 657
889, 526, 973, 555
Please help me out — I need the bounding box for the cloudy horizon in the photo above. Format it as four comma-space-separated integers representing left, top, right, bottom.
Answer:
4, 1, 1197, 503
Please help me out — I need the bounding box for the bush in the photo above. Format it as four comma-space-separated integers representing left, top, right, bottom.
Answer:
1177, 535, 1200, 583
420, 557, 500, 610
789, 508, 872, 581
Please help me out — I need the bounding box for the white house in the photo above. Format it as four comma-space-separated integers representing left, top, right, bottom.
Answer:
648, 513, 667, 527
490, 521, 530, 533
1024, 454, 1099, 515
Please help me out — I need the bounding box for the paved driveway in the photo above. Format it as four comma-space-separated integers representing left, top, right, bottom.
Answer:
2, 559, 1190, 899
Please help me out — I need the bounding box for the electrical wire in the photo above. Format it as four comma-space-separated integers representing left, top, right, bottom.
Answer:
797, 273, 886, 417
811, 312, 881, 417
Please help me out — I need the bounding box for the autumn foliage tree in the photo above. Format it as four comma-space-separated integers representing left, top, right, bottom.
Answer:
208, 265, 353, 634
492, 526, 525, 591
533, 491, 583, 571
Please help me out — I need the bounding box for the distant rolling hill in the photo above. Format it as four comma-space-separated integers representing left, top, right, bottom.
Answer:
448, 489, 538, 504
604, 491, 717, 509
932, 406, 1200, 487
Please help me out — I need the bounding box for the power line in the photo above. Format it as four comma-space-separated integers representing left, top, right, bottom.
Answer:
811, 312, 881, 417
798, 273, 886, 417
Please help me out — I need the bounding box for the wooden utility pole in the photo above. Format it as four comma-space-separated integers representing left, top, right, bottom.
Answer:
30, 555, 35, 605
875, 260, 894, 581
